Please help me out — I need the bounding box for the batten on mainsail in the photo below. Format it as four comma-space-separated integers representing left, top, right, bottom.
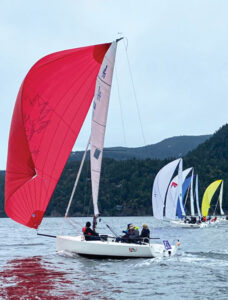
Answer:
152, 158, 181, 220
5, 43, 112, 229
90, 42, 117, 217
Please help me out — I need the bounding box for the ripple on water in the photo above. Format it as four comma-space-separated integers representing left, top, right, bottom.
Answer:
0, 217, 228, 300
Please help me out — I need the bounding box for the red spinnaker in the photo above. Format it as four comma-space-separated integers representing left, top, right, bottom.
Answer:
5, 43, 111, 229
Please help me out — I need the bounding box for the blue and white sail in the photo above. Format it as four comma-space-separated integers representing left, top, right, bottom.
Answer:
165, 166, 192, 219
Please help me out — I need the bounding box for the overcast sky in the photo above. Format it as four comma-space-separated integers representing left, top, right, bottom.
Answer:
1, 0, 228, 169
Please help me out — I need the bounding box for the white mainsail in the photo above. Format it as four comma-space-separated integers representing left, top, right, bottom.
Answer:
195, 174, 201, 217
165, 166, 192, 219
90, 42, 117, 216
190, 169, 195, 216
219, 180, 224, 215
152, 158, 181, 220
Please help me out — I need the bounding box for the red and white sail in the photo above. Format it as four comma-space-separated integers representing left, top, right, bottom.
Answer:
5, 43, 111, 229
152, 158, 181, 220
90, 42, 117, 216
165, 166, 192, 219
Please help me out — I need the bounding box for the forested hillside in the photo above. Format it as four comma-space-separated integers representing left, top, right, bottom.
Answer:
69, 135, 211, 161
0, 125, 227, 218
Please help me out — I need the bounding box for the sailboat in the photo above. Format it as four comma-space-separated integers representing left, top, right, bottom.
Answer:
201, 179, 224, 223
152, 159, 204, 228
171, 171, 206, 228
152, 158, 182, 220
5, 39, 176, 258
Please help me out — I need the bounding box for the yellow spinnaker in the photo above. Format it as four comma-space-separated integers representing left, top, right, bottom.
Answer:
201, 180, 223, 217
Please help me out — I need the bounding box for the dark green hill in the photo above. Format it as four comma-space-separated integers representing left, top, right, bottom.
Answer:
0, 127, 227, 218
183, 124, 228, 212
48, 125, 228, 217
69, 135, 211, 161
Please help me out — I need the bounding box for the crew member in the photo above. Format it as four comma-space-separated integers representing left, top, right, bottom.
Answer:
82, 221, 100, 241
140, 224, 150, 243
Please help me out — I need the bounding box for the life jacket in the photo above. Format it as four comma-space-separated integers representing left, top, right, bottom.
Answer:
82, 226, 91, 235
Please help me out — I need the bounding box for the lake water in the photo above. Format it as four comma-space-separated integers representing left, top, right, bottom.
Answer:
0, 216, 228, 300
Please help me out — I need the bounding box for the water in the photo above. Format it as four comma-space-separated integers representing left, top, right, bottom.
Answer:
0, 216, 228, 299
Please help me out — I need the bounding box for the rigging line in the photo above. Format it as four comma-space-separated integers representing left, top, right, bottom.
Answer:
66, 217, 84, 230
82, 158, 90, 216
123, 38, 146, 146
213, 197, 219, 216
64, 135, 91, 218
60, 136, 90, 235
115, 59, 127, 147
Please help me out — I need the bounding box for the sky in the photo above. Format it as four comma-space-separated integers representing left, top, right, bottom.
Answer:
1, 0, 228, 170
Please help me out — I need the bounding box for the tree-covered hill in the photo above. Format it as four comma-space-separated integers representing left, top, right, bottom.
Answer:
183, 124, 228, 212
0, 125, 227, 218
69, 134, 211, 161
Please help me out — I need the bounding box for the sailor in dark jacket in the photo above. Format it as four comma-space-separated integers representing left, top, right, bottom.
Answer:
82, 221, 100, 241
140, 224, 150, 243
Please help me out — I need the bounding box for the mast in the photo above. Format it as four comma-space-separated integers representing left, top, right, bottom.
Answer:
190, 168, 195, 216
195, 174, 201, 218
178, 159, 186, 217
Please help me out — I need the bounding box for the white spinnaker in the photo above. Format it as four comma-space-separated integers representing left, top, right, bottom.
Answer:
165, 166, 192, 219
152, 158, 181, 220
195, 174, 201, 217
190, 169, 195, 216
90, 42, 117, 216
219, 181, 224, 215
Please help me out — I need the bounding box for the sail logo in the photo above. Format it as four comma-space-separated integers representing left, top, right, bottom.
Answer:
129, 247, 137, 253
97, 86, 101, 101
94, 148, 101, 160
171, 181, 177, 188
102, 65, 108, 79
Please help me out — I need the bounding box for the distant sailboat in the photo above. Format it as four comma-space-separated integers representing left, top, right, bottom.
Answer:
201, 179, 224, 218
152, 158, 182, 220
5, 39, 176, 258
166, 167, 193, 220
166, 167, 206, 228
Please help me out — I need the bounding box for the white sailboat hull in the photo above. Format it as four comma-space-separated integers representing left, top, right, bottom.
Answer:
56, 235, 176, 258
171, 220, 208, 228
